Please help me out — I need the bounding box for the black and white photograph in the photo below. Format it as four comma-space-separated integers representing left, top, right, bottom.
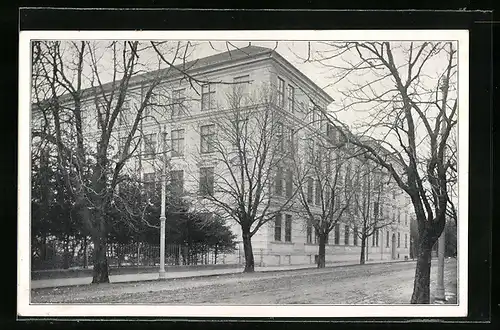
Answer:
18, 30, 468, 318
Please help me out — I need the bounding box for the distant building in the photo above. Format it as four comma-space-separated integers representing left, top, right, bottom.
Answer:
32, 45, 411, 266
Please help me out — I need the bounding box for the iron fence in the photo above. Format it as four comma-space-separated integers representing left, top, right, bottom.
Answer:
31, 237, 238, 270
106, 242, 228, 267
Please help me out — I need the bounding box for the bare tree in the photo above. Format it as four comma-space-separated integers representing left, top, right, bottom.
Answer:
348, 163, 395, 264
31, 40, 188, 283
191, 83, 298, 272
298, 41, 458, 303
292, 133, 356, 268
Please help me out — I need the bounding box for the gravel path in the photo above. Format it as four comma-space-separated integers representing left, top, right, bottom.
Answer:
31, 259, 457, 305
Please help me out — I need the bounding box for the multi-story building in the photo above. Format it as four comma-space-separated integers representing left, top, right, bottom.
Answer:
32, 45, 411, 266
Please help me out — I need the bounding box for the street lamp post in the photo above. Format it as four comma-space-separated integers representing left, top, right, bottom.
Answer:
159, 126, 167, 279
435, 93, 448, 301
435, 227, 446, 301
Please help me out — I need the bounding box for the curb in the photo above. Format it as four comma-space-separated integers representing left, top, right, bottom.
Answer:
31, 259, 416, 290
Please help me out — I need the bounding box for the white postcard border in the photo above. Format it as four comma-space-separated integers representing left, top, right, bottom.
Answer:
18, 29, 469, 318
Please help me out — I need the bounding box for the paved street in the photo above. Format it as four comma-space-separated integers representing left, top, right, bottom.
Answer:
31, 258, 457, 304
31, 259, 397, 289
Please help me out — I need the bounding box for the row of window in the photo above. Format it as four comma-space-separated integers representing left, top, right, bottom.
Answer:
126, 118, 311, 160
118, 75, 253, 126
143, 170, 184, 196
274, 215, 409, 249
142, 167, 214, 197
118, 74, 303, 127
384, 231, 408, 249
120, 124, 215, 159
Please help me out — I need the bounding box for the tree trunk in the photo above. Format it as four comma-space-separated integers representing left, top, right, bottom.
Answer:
359, 235, 366, 265
410, 232, 436, 304
242, 230, 254, 273
214, 244, 218, 265
91, 235, 109, 284
83, 236, 88, 269
41, 234, 47, 261
317, 233, 326, 268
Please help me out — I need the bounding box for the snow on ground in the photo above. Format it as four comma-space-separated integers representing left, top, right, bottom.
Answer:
31, 259, 457, 305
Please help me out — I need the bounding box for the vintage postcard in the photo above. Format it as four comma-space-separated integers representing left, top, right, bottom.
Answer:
18, 30, 468, 318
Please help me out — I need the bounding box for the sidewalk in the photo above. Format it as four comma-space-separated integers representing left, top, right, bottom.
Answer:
31, 259, 412, 289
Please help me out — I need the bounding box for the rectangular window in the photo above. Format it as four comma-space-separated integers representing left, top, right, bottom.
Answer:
285, 127, 295, 153
275, 167, 283, 196
274, 213, 282, 241
172, 88, 186, 118
315, 180, 321, 206
386, 231, 390, 247
119, 100, 130, 126
344, 164, 352, 190
314, 226, 320, 244
307, 177, 314, 203
344, 225, 349, 245
285, 169, 293, 198
201, 84, 215, 111
376, 230, 379, 247
405, 212, 408, 226
334, 224, 340, 245
199, 167, 214, 196
314, 106, 322, 128
233, 75, 250, 106
285, 215, 292, 242
143, 95, 153, 122
170, 170, 184, 196
326, 123, 337, 142
231, 118, 249, 150
320, 114, 327, 134
374, 201, 379, 218
398, 209, 401, 224
353, 226, 358, 246
324, 189, 331, 207
277, 77, 285, 108
306, 221, 312, 244
143, 172, 155, 196
287, 84, 295, 112
372, 232, 376, 247
335, 194, 341, 210
398, 232, 401, 248
405, 233, 408, 248
118, 136, 127, 152
143, 133, 157, 159
171, 129, 185, 157
276, 122, 284, 152
200, 124, 215, 154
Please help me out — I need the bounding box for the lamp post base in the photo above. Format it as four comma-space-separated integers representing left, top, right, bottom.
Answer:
435, 288, 446, 302
159, 269, 166, 279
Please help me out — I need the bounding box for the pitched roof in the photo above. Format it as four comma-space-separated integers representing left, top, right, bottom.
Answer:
125, 45, 274, 87
178, 45, 273, 71
45, 44, 334, 105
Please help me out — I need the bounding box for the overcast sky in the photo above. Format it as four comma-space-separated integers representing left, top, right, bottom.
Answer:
51, 39, 456, 152
186, 41, 455, 137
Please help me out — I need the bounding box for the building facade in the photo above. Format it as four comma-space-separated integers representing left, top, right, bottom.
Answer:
32, 45, 411, 266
